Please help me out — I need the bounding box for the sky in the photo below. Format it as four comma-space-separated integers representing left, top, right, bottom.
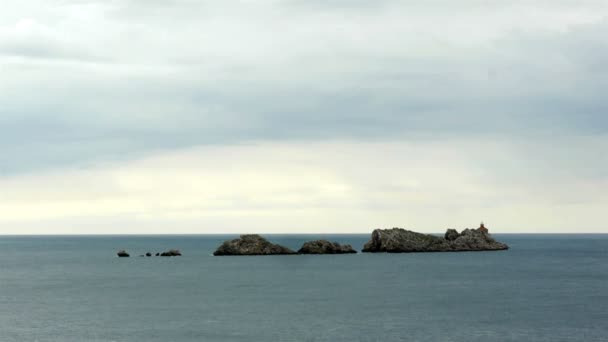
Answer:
1, 0, 607, 234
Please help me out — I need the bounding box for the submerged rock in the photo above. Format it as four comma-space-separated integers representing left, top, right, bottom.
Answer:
362, 227, 508, 253
160, 249, 182, 257
213, 234, 296, 256
145, 252, 152, 257
298, 240, 357, 254
117, 250, 130, 257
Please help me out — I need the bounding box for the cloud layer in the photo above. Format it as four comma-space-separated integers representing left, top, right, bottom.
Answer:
1, 1, 607, 232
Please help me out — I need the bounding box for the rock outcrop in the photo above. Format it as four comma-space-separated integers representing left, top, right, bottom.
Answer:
213, 235, 297, 256
117, 250, 130, 257
445, 229, 460, 241
160, 249, 182, 257
298, 240, 357, 254
447, 228, 509, 251
362, 227, 508, 253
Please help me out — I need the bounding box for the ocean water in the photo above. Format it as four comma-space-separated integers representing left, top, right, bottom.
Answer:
0, 234, 607, 342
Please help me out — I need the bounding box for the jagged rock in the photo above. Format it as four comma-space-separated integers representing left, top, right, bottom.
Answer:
362, 228, 450, 253
450, 228, 508, 251
362, 227, 508, 253
213, 234, 297, 256
117, 250, 130, 257
145, 252, 152, 257
298, 240, 357, 254
445, 229, 460, 241
160, 249, 182, 257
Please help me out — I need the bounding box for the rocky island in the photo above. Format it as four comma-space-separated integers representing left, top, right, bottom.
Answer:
362, 224, 508, 253
117, 250, 130, 257
160, 249, 182, 257
298, 240, 357, 254
213, 234, 297, 256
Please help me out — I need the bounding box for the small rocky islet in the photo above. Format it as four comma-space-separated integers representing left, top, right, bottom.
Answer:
297, 240, 356, 254
361, 224, 509, 253
212, 223, 508, 255
160, 249, 182, 257
117, 223, 509, 256
213, 234, 297, 256
116, 249, 182, 258
212, 234, 356, 256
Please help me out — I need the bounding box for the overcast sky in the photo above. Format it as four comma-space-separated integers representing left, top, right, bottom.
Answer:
1, 0, 607, 234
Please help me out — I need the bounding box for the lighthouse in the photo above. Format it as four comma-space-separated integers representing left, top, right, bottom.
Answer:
478, 222, 489, 233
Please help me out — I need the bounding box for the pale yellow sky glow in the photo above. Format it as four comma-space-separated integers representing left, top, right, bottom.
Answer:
1, 140, 606, 234
1, 1, 608, 234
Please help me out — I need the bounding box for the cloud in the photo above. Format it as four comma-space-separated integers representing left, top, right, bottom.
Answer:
0, 1, 607, 233
0, 16, 105, 62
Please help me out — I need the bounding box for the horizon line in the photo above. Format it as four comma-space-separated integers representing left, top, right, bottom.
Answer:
0, 232, 606, 236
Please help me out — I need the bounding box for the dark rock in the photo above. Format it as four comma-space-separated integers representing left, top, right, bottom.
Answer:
117, 250, 130, 257
155, 253, 160, 256
362, 228, 450, 253
298, 240, 357, 254
213, 234, 297, 256
160, 249, 182, 257
145, 252, 152, 257
450, 228, 509, 251
445, 229, 460, 241
362, 227, 508, 253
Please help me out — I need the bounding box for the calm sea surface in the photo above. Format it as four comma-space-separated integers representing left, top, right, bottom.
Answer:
0, 234, 607, 342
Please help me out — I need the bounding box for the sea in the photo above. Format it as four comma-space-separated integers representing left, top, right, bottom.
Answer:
0, 234, 607, 342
